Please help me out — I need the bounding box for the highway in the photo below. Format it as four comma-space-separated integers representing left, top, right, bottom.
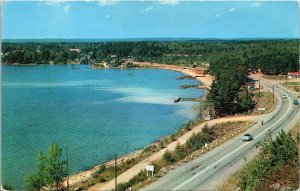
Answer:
142, 77, 299, 191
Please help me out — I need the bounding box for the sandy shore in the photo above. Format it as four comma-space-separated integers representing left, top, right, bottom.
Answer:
67, 62, 214, 188
133, 61, 214, 88
65, 149, 142, 187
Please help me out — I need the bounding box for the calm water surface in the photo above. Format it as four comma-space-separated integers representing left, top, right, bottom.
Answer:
1, 64, 204, 189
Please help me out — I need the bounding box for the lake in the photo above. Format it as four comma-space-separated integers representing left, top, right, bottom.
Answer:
1, 64, 204, 189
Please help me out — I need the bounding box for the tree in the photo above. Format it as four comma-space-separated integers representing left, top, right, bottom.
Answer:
271, 130, 297, 165
2, 184, 14, 191
25, 174, 44, 191
46, 143, 68, 190
25, 143, 68, 191
238, 88, 255, 113
25, 151, 47, 191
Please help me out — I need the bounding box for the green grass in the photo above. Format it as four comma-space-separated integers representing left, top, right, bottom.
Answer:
264, 75, 288, 80
281, 82, 300, 93
283, 82, 300, 86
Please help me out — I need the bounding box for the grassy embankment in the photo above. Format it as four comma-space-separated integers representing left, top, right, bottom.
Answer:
70, 119, 204, 190
73, 120, 255, 191
220, 122, 299, 191
74, 120, 254, 191
251, 91, 275, 115
114, 121, 254, 191
264, 75, 288, 81
281, 82, 300, 93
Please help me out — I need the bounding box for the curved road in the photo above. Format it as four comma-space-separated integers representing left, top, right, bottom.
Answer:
142, 76, 299, 191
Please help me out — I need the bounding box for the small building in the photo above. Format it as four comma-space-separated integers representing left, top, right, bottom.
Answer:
288, 72, 300, 78
194, 69, 205, 76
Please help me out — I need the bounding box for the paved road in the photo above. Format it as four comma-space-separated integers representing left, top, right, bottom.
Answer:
142, 77, 300, 191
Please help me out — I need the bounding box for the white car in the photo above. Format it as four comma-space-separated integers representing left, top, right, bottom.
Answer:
242, 134, 254, 142
282, 95, 287, 99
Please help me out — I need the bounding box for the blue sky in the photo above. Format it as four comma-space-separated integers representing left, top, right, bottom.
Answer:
2, 0, 299, 39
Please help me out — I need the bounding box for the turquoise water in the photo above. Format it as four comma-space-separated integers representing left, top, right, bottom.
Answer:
1, 64, 204, 189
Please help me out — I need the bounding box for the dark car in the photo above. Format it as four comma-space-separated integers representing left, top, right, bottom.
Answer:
293, 99, 299, 105
242, 134, 254, 141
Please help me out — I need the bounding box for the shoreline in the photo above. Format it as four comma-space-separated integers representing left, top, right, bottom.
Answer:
133, 61, 213, 88
66, 62, 214, 187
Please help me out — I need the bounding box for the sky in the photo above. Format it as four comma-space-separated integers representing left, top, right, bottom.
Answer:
2, 0, 299, 39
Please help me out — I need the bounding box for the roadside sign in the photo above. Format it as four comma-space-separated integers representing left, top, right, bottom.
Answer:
146, 164, 154, 177
146, 164, 154, 172
258, 108, 266, 111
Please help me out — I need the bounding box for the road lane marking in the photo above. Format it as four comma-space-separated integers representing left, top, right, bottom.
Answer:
173, 87, 292, 190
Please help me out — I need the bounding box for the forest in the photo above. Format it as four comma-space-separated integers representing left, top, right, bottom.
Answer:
2, 40, 299, 74
207, 56, 255, 116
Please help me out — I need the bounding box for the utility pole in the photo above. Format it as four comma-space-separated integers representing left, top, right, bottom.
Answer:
115, 154, 117, 191
66, 145, 69, 190
285, 75, 288, 85
259, 78, 261, 97
272, 85, 275, 105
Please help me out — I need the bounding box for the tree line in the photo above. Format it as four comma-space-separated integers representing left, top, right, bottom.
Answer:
2, 40, 298, 74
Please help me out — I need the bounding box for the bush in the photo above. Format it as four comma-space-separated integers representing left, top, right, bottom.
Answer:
98, 175, 107, 183
175, 144, 187, 160
116, 183, 128, 191
186, 132, 211, 151
238, 130, 298, 190
143, 145, 153, 153
128, 171, 147, 186
92, 164, 106, 178
159, 141, 165, 149
184, 121, 192, 131
2, 184, 14, 190
170, 134, 177, 141
163, 150, 176, 163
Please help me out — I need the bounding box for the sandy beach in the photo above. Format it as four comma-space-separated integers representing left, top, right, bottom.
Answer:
133, 61, 214, 88
66, 62, 214, 188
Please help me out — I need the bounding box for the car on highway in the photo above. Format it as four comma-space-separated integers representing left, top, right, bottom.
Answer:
282, 94, 287, 99
242, 134, 254, 141
293, 99, 299, 105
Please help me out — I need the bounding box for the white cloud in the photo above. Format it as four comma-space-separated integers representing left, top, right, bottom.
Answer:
105, 14, 112, 19
229, 7, 235, 12
250, 2, 262, 7
159, 0, 179, 5
64, 5, 71, 12
141, 6, 153, 13
98, 0, 118, 6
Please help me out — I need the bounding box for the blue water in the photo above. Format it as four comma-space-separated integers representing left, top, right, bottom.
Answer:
1, 64, 204, 189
